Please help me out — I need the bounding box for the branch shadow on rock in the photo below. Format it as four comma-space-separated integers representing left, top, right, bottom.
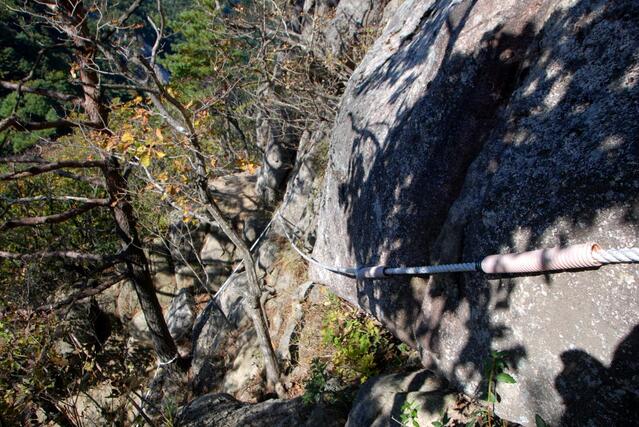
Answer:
334, 0, 638, 422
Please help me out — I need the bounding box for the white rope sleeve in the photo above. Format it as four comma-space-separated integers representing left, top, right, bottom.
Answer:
276, 221, 639, 279
157, 353, 179, 367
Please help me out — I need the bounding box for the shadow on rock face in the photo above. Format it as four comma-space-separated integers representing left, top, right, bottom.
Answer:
556, 325, 639, 426
312, 0, 639, 423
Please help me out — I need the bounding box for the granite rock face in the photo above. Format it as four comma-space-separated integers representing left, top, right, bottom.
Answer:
189, 273, 261, 397
346, 370, 456, 427
176, 392, 346, 427
311, 0, 639, 424
167, 288, 196, 343
255, 114, 299, 205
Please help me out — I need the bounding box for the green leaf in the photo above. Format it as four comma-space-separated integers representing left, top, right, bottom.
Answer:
432, 422, 442, 427
496, 373, 516, 384
482, 360, 492, 377
486, 391, 496, 403
535, 414, 549, 427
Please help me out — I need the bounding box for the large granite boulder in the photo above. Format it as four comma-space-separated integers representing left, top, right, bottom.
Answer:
190, 273, 266, 400
255, 114, 299, 206
276, 125, 331, 241
346, 369, 458, 427
176, 392, 346, 427
311, 0, 639, 424
320, 0, 390, 57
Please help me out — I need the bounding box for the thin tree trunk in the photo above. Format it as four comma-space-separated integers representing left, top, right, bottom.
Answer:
137, 39, 282, 386
191, 136, 282, 392
103, 160, 178, 362
200, 182, 281, 392
59, 0, 178, 363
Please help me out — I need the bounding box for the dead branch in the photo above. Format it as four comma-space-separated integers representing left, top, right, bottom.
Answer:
0, 250, 121, 263
0, 80, 82, 106
1, 195, 110, 205
36, 274, 125, 312
0, 116, 82, 133
0, 200, 109, 231
0, 159, 107, 180
54, 170, 106, 188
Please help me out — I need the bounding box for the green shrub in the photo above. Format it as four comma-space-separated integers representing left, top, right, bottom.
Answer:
466, 350, 518, 427
0, 312, 62, 424
400, 400, 421, 427
302, 358, 329, 405
321, 293, 405, 383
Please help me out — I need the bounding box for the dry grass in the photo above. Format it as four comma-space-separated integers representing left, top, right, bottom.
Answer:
269, 244, 308, 285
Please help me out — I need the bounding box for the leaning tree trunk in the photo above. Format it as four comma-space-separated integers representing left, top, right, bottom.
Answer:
102, 159, 178, 362
62, 0, 178, 363
142, 51, 282, 387
200, 180, 282, 392
190, 131, 282, 392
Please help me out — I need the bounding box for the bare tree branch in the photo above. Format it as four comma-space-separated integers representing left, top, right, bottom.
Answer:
101, 0, 143, 40
0, 156, 48, 164
148, 0, 166, 68
0, 80, 82, 105
54, 169, 106, 188
1, 195, 110, 205
0, 250, 121, 263
101, 83, 160, 94
36, 274, 125, 312
0, 159, 106, 180
0, 200, 109, 231
0, 116, 82, 133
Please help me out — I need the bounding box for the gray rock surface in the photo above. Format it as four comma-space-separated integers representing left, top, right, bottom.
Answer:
256, 114, 299, 205
277, 125, 330, 239
346, 370, 464, 427
311, 0, 639, 424
321, 0, 389, 56
176, 392, 346, 427
168, 172, 269, 292
190, 273, 265, 399
167, 288, 196, 342
276, 281, 315, 364
62, 382, 129, 426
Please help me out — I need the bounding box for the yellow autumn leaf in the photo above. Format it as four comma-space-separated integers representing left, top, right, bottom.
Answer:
121, 131, 134, 144
155, 128, 164, 141
237, 158, 258, 174
133, 96, 143, 104
139, 152, 152, 168
155, 150, 166, 159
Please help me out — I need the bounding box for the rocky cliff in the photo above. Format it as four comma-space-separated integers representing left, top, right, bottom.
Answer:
311, 0, 639, 424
